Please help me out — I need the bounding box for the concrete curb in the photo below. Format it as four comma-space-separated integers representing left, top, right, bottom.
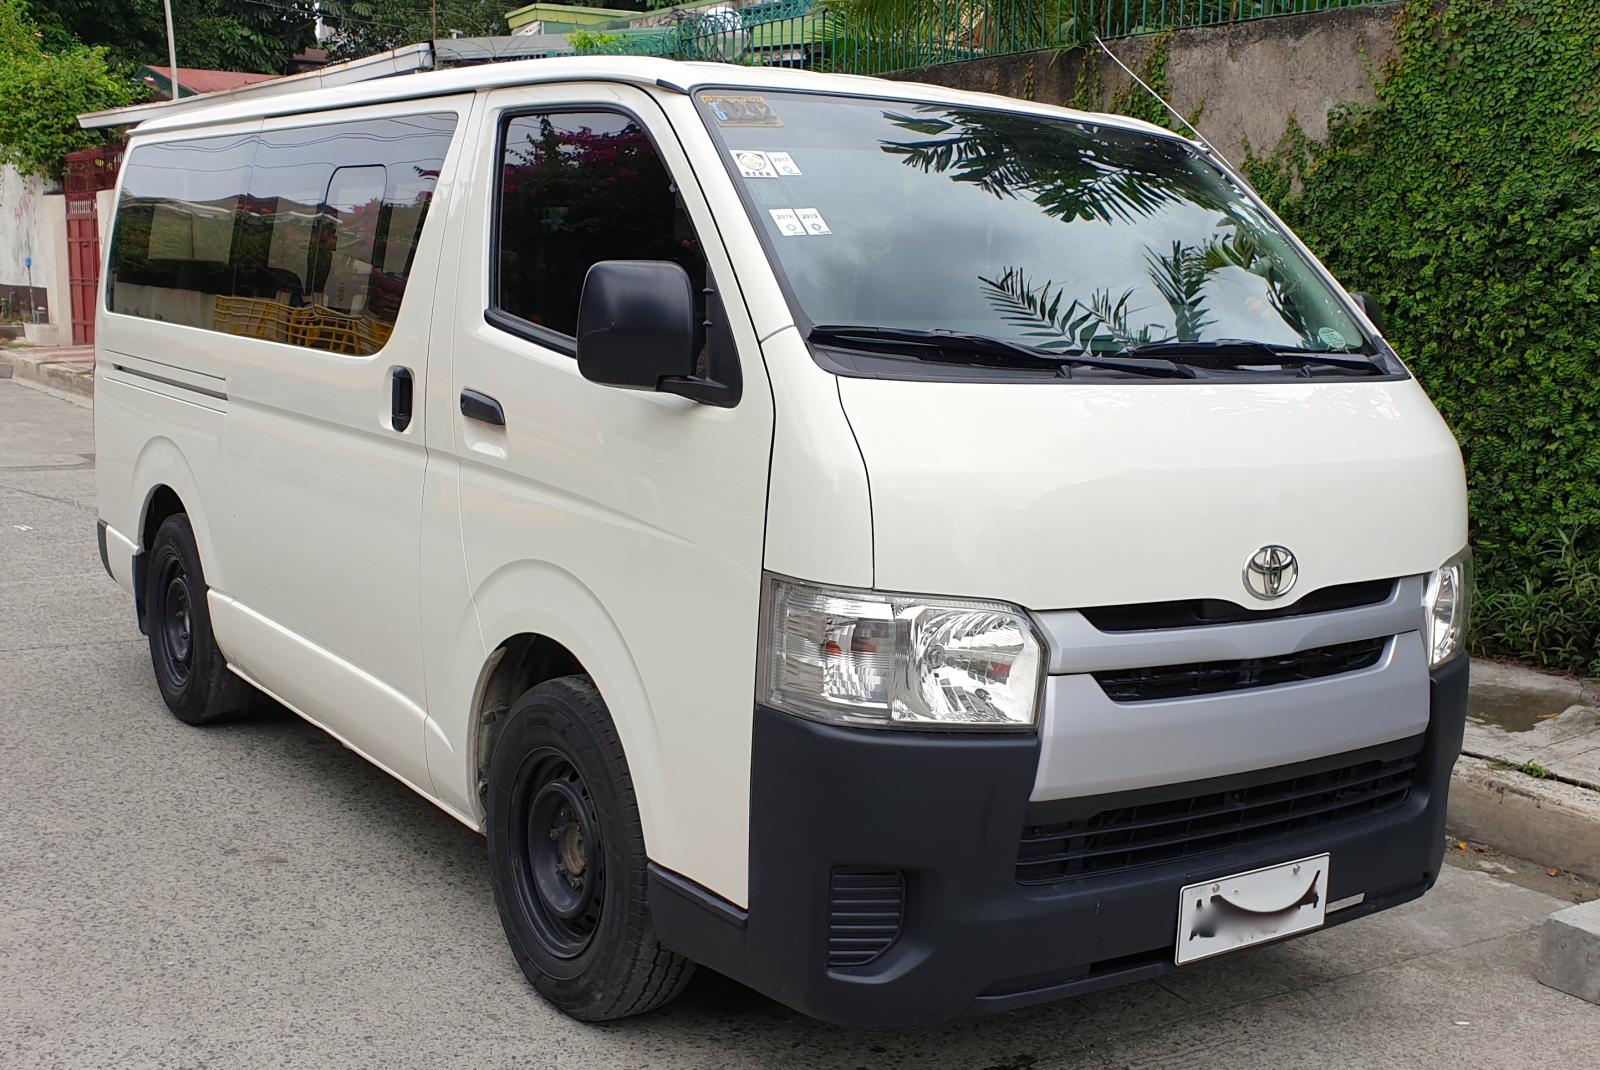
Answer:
1447, 754, 1600, 881
0, 346, 94, 399
1538, 900, 1600, 1005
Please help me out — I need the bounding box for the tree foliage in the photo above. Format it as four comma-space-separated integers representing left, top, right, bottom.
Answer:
319, 1, 512, 60
1243, 0, 1600, 672
0, 0, 134, 180
25, 0, 321, 74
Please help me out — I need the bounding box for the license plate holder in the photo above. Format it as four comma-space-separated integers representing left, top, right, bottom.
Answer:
1175, 854, 1330, 965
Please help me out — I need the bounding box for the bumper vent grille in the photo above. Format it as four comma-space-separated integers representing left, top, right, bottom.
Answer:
1016, 751, 1419, 885
1092, 637, 1387, 703
827, 868, 905, 969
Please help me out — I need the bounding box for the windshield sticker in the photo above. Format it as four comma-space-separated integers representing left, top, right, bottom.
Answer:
732, 150, 779, 179
1318, 326, 1349, 349
768, 208, 806, 237
702, 94, 783, 127
767, 151, 803, 176
794, 208, 831, 235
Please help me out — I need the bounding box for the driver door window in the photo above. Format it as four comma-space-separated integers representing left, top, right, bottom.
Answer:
492, 110, 710, 349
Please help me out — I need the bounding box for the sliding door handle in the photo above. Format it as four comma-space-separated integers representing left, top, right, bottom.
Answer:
390, 367, 414, 432
460, 388, 505, 427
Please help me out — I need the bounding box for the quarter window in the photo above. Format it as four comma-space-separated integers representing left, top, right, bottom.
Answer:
493, 110, 709, 342
314, 166, 388, 315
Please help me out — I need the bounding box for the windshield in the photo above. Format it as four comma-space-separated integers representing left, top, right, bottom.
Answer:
696, 91, 1370, 364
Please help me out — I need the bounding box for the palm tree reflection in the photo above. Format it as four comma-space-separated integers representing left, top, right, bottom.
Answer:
881, 107, 1327, 351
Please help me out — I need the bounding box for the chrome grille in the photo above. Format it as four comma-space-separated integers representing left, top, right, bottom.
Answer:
1092, 637, 1387, 703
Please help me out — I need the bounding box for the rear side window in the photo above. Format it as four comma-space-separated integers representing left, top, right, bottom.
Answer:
493, 110, 708, 345
109, 113, 456, 356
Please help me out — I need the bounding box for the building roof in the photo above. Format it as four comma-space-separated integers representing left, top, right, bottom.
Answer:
137, 65, 279, 99
105, 55, 1175, 143
505, 3, 637, 31
287, 48, 331, 74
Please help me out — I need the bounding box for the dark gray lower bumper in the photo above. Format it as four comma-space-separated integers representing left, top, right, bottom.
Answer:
650, 657, 1470, 1027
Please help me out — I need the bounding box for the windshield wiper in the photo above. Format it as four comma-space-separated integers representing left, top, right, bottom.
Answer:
809, 325, 1199, 379
1126, 339, 1380, 373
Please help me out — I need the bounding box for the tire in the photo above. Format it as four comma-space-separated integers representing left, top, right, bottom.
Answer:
144, 514, 246, 726
486, 676, 694, 1021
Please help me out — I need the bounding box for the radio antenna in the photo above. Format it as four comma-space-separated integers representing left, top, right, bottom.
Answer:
1092, 34, 1232, 168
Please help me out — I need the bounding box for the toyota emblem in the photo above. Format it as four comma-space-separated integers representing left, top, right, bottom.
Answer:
1244, 545, 1299, 600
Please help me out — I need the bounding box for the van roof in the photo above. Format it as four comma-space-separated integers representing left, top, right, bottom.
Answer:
127, 55, 1179, 143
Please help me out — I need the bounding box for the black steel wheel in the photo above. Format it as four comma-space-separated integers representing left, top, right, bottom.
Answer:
486, 675, 694, 1020
515, 750, 606, 958
151, 550, 195, 692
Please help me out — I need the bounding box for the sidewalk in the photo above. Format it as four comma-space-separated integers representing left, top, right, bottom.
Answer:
1448, 662, 1600, 882
1465, 662, 1600, 788
0, 343, 94, 398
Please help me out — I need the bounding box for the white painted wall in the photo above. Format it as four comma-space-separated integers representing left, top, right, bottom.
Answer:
39, 195, 68, 330
0, 164, 69, 326
96, 188, 115, 245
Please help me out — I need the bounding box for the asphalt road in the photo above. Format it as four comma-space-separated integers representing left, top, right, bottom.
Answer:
3, 376, 1598, 1069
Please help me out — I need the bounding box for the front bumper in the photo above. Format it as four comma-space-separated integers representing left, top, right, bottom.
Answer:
649, 656, 1469, 1027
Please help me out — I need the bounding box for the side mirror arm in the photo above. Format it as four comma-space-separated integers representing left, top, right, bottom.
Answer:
659, 288, 741, 407
659, 374, 738, 407
1350, 291, 1386, 336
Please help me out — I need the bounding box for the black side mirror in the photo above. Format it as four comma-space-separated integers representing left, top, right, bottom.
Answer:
576, 260, 737, 406
576, 260, 696, 390
1350, 291, 1386, 335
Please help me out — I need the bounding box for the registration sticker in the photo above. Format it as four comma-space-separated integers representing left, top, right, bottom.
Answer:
732, 150, 778, 179
768, 208, 806, 237
794, 208, 831, 235
767, 151, 803, 176
702, 94, 784, 127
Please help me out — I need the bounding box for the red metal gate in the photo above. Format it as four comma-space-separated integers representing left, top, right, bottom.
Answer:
64, 144, 122, 347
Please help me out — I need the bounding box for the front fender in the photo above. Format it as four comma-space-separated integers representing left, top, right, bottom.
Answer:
428, 559, 666, 850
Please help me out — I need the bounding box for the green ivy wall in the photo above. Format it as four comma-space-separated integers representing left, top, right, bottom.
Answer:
1244, 0, 1600, 673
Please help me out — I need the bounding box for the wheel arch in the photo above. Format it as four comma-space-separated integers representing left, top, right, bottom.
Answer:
458, 561, 667, 849
468, 633, 585, 814
131, 436, 219, 569
129, 439, 218, 630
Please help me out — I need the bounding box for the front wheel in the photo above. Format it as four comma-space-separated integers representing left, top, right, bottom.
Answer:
486, 676, 694, 1020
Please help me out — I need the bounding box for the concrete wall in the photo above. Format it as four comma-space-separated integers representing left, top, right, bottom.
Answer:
889, 4, 1402, 165
0, 164, 68, 323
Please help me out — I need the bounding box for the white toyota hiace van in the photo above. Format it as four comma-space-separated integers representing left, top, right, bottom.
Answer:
94, 57, 1471, 1026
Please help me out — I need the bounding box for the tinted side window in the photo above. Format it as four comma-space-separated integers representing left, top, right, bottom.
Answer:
107, 132, 256, 330
495, 111, 707, 340
109, 113, 456, 356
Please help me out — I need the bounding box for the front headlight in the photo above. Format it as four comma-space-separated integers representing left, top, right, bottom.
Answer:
1423, 548, 1472, 667
759, 575, 1044, 730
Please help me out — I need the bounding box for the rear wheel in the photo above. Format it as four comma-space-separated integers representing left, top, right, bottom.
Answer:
145, 514, 245, 725
486, 676, 693, 1020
